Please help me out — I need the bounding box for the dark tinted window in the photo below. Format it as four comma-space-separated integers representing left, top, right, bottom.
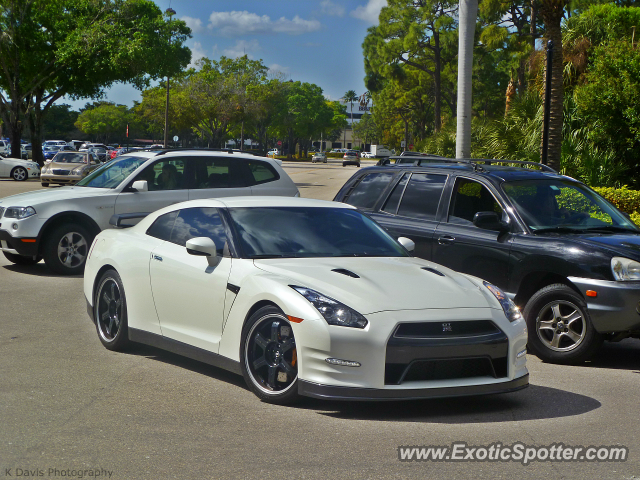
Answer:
228, 207, 407, 258
344, 172, 395, 209
146, 211, 178, 241
247, 160, 279, 185
381, 173, 409, 214
193, 157, 250, 189
170, 207, 227, 255
397, 173, 447, 220
449, 178, 503, 225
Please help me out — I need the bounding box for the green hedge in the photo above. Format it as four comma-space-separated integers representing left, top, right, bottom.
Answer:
593, 186, 640, 226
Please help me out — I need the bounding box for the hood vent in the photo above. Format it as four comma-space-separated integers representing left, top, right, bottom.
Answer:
421, 267, 445, 277
332, 268, 360, 278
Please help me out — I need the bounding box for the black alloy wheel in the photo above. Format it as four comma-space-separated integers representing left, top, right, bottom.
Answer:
241, 306, 299, 404
94, 269, 130, 351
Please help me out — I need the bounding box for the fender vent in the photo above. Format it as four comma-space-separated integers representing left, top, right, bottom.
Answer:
331, 268, 360, 278
421, 267, 445, 277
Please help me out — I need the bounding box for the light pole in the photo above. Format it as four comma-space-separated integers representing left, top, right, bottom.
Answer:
163, 7, 176, 149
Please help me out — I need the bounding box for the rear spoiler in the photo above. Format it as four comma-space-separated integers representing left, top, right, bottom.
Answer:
109, 212, 149, 228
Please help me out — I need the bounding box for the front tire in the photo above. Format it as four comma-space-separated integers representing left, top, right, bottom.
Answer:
94, 269, 130, 351
41, 182, 49, 187
42, 223, 93, 275
240, 306, 300, 404
11, 167, 28, 181
524, 284, 603, 364
3, 251, 42, 265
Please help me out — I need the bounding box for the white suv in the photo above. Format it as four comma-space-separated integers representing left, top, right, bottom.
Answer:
0, 150, 299, 274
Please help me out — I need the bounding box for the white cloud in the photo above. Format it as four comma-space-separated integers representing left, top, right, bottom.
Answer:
350, 0, 386, 24
268, 63, 291, 74
188, 41, 207, 67
223, 40, 261, 59
320, 0, 345, 17
208, 11, 321, 36
182, 16, 204, 34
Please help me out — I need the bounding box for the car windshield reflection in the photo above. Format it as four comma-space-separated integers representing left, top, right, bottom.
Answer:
76, 156, 148, 188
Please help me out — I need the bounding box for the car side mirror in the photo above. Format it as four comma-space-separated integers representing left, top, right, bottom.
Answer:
473, 211, 509, 232
131, 180, 148, 192
398, 236, 415, 253
186, 237, 220, 267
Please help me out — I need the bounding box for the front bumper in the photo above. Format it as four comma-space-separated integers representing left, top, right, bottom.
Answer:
0, 229, 38, 256
299, 374, 529, 401
41, 173, 81, 185
569, 276, 640, 332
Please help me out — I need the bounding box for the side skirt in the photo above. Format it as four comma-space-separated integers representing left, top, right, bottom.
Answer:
128, 328, 242, 375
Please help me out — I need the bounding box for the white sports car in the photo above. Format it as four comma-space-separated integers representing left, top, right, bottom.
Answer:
84, 197, 529, 404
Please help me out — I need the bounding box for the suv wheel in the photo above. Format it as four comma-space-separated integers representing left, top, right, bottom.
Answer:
42, 223, 93, 275
11, 166, 28, 181
523, 284, 603, 364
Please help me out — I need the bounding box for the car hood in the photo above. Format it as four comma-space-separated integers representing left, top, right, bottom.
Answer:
253, 256, 491, 314
0, 186, 111, 207
570, 232, 640, 259
47, 161, 86, 170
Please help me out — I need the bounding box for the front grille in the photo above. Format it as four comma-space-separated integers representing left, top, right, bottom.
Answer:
394, 320, 501, 338
385, 320, 509, 385
52, 169, 70, 175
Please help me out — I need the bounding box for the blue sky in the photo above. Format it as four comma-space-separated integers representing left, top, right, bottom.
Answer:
65, 0, 386, 110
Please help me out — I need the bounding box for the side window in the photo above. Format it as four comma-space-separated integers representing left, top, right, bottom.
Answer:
343, 172, 395, 210
449, 178, 503, 225
381, 173, 409, 214
247, 160, 279, 185
133, 159, 187, 191
170, 207, 227, 255
194, 157, 250, 189
146, 211, 178, 241
396, 173, 447, 220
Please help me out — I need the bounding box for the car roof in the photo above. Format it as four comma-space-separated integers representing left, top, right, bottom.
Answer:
154, 196, 357, 211
121, 149, 283, 165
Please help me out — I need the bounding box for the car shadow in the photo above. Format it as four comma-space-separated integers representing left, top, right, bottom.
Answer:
2, 263, 82, 278
297, 384, 600, 423
561, 339, 640, 372
126, 344, 248, 390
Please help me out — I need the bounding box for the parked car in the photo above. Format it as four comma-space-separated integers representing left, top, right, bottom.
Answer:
311, 152, 327, 163
343, 150, 360, 167
21, 144, 33, 159
44, 145, 76, 163
86, 146, 109, 162
0, 155, 40, 181
0, 140, 10, 156
267, 149, 280, 156
43, 140, 68, 148
84, 196, 528, 404
0, 150, 299, 274
40, 151, 101, 187
335, 158, 640, 364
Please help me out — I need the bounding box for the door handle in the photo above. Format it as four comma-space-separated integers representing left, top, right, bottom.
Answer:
437, 235, 455, 245
151, 254, 163, 262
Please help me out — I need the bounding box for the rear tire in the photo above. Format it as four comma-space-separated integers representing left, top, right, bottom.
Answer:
94, 269, 130, 351
524, 283, 603, 364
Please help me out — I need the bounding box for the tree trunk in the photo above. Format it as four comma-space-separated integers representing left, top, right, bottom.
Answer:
541, 0, 564, 172
434, 32, 442, 133
455, 0, 478, 158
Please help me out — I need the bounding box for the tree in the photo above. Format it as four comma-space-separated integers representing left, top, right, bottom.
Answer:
342, 89, 358, 147
0, 0, 191, 164
363, 0, 459, 132
352, 112, 380, 148
75, 102, 130, 143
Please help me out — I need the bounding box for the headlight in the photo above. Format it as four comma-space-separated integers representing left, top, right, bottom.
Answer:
72, 165, 84, 174
3, 206, 37, 219
291, 286, 368, 328
483, 281, 522, 323
611, 257, 640, 281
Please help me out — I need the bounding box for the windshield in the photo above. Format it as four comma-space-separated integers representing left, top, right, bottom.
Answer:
502, 179, 639, 233
228, 207, 409, 258
52, 153, 86, 164
76, 156, 148, 188
44, 146, 61, 151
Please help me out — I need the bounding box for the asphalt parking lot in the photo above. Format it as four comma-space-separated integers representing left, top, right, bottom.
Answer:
1, 161, 640, 479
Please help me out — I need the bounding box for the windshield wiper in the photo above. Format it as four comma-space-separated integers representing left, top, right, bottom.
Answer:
531, 226, 586, 234
250, 254, 295, 259
581, 225, 639, 234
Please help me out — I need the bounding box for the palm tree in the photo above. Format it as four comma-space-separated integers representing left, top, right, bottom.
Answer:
343, 90, 358, 148
540, 0, 566, 171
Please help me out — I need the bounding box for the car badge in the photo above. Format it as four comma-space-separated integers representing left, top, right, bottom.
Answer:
442, 323, 453, 332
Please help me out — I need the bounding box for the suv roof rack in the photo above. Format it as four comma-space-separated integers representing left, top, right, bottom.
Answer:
151, 148, 263, 156
388, 155, 557, 173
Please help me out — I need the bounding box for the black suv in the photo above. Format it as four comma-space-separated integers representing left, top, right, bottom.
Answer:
334, 156, 640, 364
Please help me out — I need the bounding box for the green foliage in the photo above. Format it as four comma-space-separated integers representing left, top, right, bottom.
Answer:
593, 186, 640, 215
41, 104, 79, 140
75, 102, 130, 143
564, 4, 640, 47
